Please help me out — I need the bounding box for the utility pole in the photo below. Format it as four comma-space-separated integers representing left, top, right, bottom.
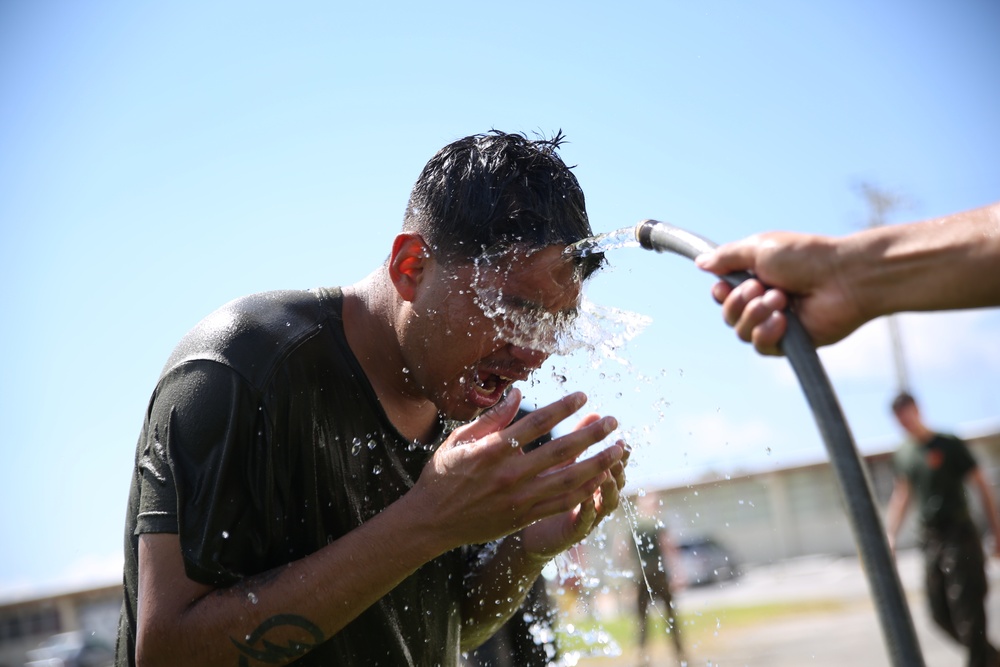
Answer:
856, 183, 911, 395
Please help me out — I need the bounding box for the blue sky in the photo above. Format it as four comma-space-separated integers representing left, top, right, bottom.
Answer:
1, 0, 998, 599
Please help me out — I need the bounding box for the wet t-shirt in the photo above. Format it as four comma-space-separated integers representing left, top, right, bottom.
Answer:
635, 520, 669, 582
894, 433, 977, 531
117, 288, 467, 666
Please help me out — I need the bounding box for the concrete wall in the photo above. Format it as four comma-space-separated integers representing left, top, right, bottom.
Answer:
639, 429, 1000, 568
0, 584, 121, 667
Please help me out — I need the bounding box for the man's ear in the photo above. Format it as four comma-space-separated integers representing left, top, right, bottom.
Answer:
388, 233, 431, 302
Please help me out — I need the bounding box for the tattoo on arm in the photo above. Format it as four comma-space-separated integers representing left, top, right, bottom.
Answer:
230, 614, 325, 666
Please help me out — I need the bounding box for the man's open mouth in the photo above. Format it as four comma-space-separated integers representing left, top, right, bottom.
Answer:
468, 368, 518, 407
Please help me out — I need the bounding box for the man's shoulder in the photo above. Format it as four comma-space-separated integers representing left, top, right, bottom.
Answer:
930, 432, 964, 447
161, 288, 343, 382
931, 432, 978, 466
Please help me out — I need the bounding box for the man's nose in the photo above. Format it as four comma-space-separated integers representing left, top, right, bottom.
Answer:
507, 342, 548, 369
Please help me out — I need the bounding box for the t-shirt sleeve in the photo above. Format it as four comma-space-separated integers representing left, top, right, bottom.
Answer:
892, 447, 912, 481
145, 359, 269, 587
134, 434, 179, 535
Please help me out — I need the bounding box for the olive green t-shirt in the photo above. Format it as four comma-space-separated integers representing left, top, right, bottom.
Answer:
117, 288, 467, 666
893, 433, 977, 531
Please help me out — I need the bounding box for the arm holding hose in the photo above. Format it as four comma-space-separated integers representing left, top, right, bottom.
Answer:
695, 202, 1000, 355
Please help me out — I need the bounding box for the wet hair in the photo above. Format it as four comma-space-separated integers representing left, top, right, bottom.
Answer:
891, 392, 917, 414
403, 130, 605, 278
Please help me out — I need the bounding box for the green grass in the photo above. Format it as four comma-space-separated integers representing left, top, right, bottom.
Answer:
555, 597, 849, 655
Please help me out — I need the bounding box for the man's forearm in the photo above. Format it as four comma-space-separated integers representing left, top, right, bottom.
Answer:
137, 492, 451, 667
460, 534, 550, 652
844, 201, 1000, 320
971, 470, 1000, 545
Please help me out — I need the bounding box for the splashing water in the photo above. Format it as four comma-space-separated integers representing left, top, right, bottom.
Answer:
470, 243, 651, 358
466, 236, 699, 665
564, 226, 641, 258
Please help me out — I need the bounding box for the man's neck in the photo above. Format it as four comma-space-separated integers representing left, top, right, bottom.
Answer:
910, 425, 936, 445
342, 276, 441, 444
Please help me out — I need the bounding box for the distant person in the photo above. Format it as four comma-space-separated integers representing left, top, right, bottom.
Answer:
695, 201, 1000, 355
116, 131, 629, 666
633, 494, 686, 666
885, 392, 1000, 667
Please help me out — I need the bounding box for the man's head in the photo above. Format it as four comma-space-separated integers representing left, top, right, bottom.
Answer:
891, 392, 926, 440
388, 131, 604, 420
402, 130, 604, 279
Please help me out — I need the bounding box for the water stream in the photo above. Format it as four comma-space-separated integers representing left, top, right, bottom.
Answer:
564, 226, 641, 258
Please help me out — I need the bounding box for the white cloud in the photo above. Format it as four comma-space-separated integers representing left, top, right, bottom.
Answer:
806, 309, 1000, 383
898, 310, 1000, 372
627, 409, 780, 489
0, 552, 122, 603
818, 318, 895, 382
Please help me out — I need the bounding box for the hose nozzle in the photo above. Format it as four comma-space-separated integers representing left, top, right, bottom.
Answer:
635, 219, 753, 289
635, 219, 719, 261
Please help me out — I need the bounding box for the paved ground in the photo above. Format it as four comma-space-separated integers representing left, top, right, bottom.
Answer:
573, 548, 1000, 667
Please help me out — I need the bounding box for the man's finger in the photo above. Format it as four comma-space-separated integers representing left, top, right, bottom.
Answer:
444, 388, 522, 449
485, 392, 589, 456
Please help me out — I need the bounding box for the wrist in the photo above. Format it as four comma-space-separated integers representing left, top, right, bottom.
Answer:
383, 490, 456, 565
499, 532, 553, 574
837, 227, 907, 322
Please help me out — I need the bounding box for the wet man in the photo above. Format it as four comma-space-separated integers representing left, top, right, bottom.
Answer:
633, 493, 686, 666
116, 131, 629, 666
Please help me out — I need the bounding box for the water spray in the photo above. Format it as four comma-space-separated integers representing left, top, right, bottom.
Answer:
628, 219, 925, 667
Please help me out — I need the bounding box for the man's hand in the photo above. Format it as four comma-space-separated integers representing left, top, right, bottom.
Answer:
517, 414, 629, 561
412, 388, 628, 553
696, 232, 865, 355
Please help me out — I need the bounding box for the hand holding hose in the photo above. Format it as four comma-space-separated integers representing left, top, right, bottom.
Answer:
695, 201, 1000, 356
695, 232, 866, 355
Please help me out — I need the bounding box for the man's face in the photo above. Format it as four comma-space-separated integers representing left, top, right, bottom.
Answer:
893, 403, 922, 438
402, 244, 583, 421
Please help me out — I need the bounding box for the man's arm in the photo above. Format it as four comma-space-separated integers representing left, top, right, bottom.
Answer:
135, 390, 626, 666
968, 467, 1000, 557
696, 201, 1000, 355
884, 477, 912, 554
136, 490, 452, 667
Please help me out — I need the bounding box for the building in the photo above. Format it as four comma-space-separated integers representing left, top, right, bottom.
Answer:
0, 583, 120, 667
618, 426, 1000, 569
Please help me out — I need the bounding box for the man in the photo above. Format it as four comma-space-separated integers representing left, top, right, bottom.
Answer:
116, 131, 629, 666
633, 493, 686, 666
885, 392, 1000, 667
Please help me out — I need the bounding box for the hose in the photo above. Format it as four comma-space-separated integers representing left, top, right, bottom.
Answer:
636, 219, 925, 667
